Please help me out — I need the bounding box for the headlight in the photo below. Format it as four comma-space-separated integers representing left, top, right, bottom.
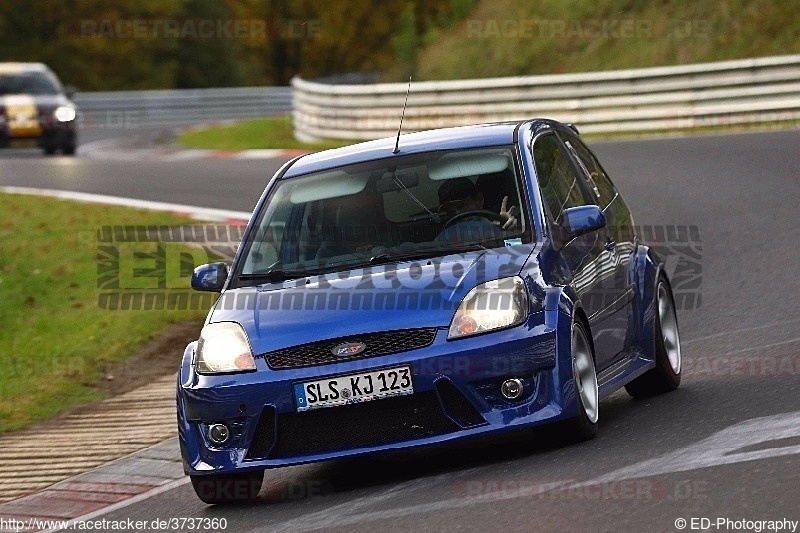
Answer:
196, 322, 257, 374
448, 276, 528, 340
54, 106, 76, 122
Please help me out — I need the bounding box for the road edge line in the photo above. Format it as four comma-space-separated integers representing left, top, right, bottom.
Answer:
0, 186, 251, 222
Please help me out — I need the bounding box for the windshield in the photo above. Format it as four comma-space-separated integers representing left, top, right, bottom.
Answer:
0, 72, 60, 95
237, 146, 532, 282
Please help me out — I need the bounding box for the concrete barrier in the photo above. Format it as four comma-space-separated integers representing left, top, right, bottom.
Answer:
292, 55, 800, 141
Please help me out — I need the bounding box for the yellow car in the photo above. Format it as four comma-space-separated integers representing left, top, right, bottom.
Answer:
0, 63, 77, 155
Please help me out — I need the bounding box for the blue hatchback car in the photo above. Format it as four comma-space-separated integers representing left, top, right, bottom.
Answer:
179, 119, 682, 503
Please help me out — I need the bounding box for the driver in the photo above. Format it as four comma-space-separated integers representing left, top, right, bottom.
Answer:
437, 177, 517, 229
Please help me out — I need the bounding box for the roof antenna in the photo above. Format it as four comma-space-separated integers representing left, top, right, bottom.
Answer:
393, 76, 412, 154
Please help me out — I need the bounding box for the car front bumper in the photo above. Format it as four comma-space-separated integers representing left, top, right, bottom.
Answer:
0, 122, 76, 149
178, 309, 580, 476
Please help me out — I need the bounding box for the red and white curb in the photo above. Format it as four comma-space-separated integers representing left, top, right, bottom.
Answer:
0, 374, 186, 532
0, 437, 190, 533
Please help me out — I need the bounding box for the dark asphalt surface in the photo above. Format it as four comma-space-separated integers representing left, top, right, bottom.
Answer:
2, 128, 799, 532
0, 126, 285, 213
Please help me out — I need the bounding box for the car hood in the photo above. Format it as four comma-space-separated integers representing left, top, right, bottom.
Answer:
208, 245, 534, 355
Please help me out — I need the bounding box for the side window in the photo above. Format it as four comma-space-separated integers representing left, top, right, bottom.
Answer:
562, 134, 617, 208
532, 133, 587, 222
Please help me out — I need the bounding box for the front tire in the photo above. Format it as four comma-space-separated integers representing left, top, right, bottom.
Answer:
625, 275, 682, 398
561, 320, 599, 442
190, 470, 264, 504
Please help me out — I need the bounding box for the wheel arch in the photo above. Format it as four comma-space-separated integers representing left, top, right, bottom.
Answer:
634, 244, 666, 360
550, 285, 596, 363
572, 305, 595, 363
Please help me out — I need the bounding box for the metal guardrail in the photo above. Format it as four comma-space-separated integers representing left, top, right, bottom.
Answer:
292, 55, 800, 141
73, 86, 292, 128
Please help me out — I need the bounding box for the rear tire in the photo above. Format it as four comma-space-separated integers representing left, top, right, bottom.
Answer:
61, 143, 76, 156
43, 146, 57, 155
625, 275, 682, 398
190, 470, 264, 504
561, 320, 599, 442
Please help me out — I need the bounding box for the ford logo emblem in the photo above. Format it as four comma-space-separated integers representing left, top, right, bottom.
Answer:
331, 342, 366, 357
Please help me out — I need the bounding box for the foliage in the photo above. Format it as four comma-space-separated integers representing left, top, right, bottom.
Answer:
1, 1, 797, 93
0, 0, 464, 90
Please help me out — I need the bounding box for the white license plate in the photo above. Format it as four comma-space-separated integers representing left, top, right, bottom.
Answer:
293, 366, 413, 412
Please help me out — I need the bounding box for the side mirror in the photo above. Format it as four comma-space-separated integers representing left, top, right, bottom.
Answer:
191, 262, 229, 292
560, 205, 606, 238
63, 86, 76, 99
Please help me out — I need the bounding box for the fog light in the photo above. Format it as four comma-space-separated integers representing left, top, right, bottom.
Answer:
207, 423, 230, 445
500, 378, 524, 400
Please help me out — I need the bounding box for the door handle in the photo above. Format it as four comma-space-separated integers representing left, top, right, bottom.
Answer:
604, 236, 616, 251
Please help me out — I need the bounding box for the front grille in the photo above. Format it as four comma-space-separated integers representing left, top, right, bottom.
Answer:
262, 328, 437, 369
260, 392, 457, 459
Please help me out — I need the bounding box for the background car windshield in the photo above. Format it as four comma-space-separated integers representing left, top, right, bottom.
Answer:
0, 72, 60, 95
240, 147, 530, 277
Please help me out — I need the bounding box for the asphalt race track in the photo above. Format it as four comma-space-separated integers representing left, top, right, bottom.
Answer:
2, 128, 799, 532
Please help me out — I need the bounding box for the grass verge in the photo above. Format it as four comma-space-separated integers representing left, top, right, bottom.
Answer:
179, 115, 352, 151
0, 193, 208, 433
179, 114, 800, 152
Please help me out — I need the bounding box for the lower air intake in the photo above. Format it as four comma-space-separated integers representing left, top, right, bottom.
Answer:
435, 378, 487, 428
267, 392, 458, 458
245, 406, 276, 459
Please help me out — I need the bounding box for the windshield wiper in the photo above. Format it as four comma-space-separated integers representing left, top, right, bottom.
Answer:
391, 174, 441, 224
238, 244, 491, 281
238, 269, 309, 282
368, 243, 488, 266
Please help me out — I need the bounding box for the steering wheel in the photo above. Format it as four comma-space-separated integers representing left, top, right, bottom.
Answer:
445, 209, 505, 228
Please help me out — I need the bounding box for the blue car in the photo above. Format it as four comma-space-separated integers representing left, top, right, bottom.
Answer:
179, 119, 682, 503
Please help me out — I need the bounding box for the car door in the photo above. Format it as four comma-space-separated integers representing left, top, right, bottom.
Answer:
531, 132, 620, 371
560, 132, 636, 365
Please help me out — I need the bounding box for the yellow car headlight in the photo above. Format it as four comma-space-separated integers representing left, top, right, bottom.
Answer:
196, 322, 257, 374
448, 276, 528, 340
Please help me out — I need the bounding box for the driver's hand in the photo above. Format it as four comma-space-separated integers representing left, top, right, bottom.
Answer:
499, 196, 518, 229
